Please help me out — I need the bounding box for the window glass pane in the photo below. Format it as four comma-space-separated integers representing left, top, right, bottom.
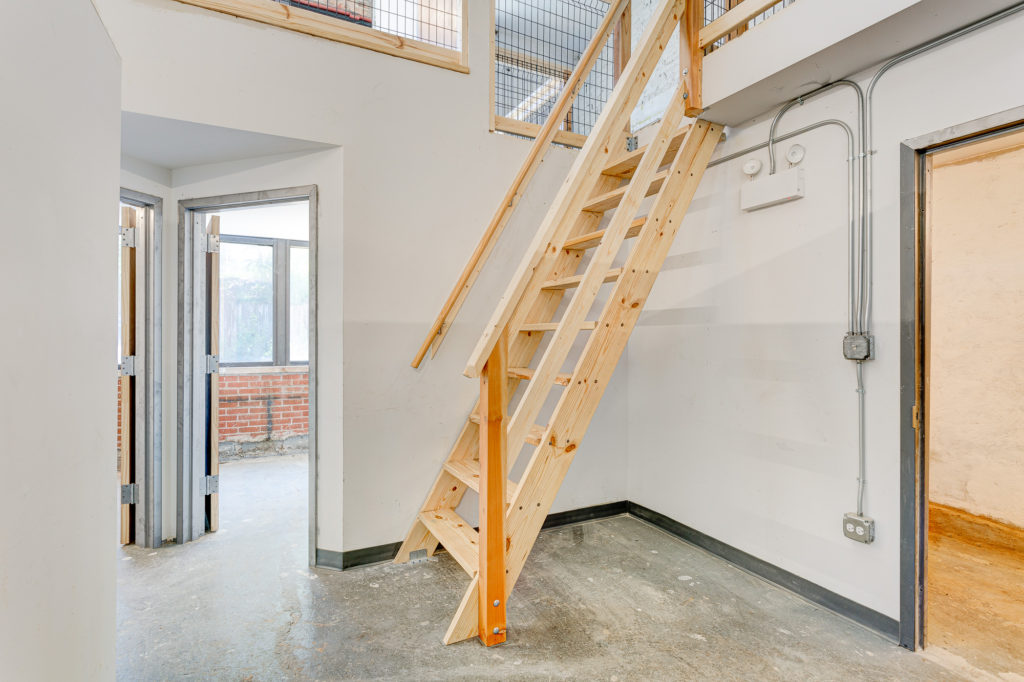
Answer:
215, 201, 309, 241
289, 246, 309, 363
220, 242, 274, 363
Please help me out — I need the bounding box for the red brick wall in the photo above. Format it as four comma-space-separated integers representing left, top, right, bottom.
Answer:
218, 371, 309, 443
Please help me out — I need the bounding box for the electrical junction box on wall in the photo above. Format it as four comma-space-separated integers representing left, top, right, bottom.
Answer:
740, 167, 805, 211
844, 513, 875, 544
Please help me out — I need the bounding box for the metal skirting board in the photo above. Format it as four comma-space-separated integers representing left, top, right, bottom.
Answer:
331, 500, 899, 642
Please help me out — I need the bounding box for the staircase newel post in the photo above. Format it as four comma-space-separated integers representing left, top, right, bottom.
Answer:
478, 327, 509, 646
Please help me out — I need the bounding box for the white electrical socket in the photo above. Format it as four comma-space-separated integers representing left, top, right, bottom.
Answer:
843, 513, 875, 544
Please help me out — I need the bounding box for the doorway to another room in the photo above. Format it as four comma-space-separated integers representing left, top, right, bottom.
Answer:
177, 188, 317, 559
917, 125, 1024, 674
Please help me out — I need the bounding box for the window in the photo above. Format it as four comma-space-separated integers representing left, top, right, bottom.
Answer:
214, 201, 309, 367
173, 0, 468, 72
220, 236, 309, 366
492, 0, 620, 145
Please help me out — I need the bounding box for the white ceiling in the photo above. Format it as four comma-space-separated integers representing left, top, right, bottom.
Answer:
121, 112, 335, 170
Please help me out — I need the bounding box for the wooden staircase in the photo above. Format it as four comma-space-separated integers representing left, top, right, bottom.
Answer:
395, 0, 722, 646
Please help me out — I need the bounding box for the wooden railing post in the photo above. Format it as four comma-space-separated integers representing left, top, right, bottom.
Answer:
478, 327, 508, 646
682, 0, 704, 116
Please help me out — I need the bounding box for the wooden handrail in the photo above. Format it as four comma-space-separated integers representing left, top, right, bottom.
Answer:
698, 0, 782, 49
410, 0, 631, 368
682, 0, 704, 115
464, 0, 686, 379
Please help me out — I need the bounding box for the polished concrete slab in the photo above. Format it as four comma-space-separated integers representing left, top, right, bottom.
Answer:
118, 456, 967, 680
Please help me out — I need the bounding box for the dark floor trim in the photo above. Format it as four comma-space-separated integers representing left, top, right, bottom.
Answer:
330, 500, 900, 642
626, 502, 900, 642
542, 500, 628, 529
335, 501, 628, 570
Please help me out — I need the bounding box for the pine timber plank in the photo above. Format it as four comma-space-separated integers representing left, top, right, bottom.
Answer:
444, 121, 723, 643
443, 459, 518, 498
504, 81, 695, 473
682, 0, 704, 116
478, 333, 508, 645
508, 367, 572, 386
395, 222, 599, 564
584, 169, 668, 213
542, 268, 623, 291
519, 321, 598, 332
564, 217, 646, 251
119, 206, 135, 546
468, 412, 546, 446
602, 126, 690, 178
699, 0, 781, 49
418, 508, 480, 576
411, 0, 630, 367
465, 0, 687, 378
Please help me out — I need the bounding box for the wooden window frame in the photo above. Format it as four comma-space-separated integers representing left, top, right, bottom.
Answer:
173, 0, 470, 73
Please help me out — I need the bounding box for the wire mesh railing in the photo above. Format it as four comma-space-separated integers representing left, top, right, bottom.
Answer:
494, 0, 618, 139
703, 0, 795, 51
276, 0, 463, 51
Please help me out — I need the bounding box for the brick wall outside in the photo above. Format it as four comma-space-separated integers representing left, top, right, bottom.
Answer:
115, 370, 309, 462
218, 370, 309, 458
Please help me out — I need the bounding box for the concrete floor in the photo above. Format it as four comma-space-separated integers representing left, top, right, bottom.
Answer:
119, 456, 968, 680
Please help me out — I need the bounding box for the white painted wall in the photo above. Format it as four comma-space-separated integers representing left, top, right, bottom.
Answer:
927, 137, 1024, 528
0, 1, 120, 679
97, 0, 629, 554
627, 10, 1024, 618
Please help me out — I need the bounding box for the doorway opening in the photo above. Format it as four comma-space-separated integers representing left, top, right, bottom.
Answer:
913, 124, 1024, 673
178, 188, 317, 562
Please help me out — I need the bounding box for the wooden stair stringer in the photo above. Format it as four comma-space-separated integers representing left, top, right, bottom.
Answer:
503, 81, 699, 472
394, 176, 619, 564
443, 119, 724, 644
465, 0, 688, 379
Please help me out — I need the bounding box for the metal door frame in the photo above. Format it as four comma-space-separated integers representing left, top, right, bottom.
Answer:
120, 188, 163, 548
177, 186, 319, 563
898, 106, 1024, 650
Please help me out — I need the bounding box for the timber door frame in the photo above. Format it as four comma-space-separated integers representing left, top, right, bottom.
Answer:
898, 107, 1024, 651
177, 186, 319, 563
120, 188, 164, 548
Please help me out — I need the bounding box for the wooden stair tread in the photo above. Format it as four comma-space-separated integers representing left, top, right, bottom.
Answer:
509, 367, 571, 386
469, 412, 548, 445
418, 508, 479, 576
520, 321, 598, 332
602, 126, 691, 178
564, 217, 646, 251
542, 267, 622, 291
583, 169, 668, 213
444, 459, 518, 498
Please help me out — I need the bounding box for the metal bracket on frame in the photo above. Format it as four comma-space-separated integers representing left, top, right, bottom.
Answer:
205, 233, 220, 253
119, 226, 137, 249
204, 475, 219, 496
121, 483, 139, 505
205, 354, 219, 374
626, 135, 639, 152
119, 355, 137, 377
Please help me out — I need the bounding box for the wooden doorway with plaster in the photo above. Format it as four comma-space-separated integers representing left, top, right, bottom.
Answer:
910, 122, 1024, 674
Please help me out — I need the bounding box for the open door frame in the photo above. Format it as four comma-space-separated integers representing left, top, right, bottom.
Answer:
177, 186, 318, 563
898, 107, 1024, 651
119, 189, 163, 548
